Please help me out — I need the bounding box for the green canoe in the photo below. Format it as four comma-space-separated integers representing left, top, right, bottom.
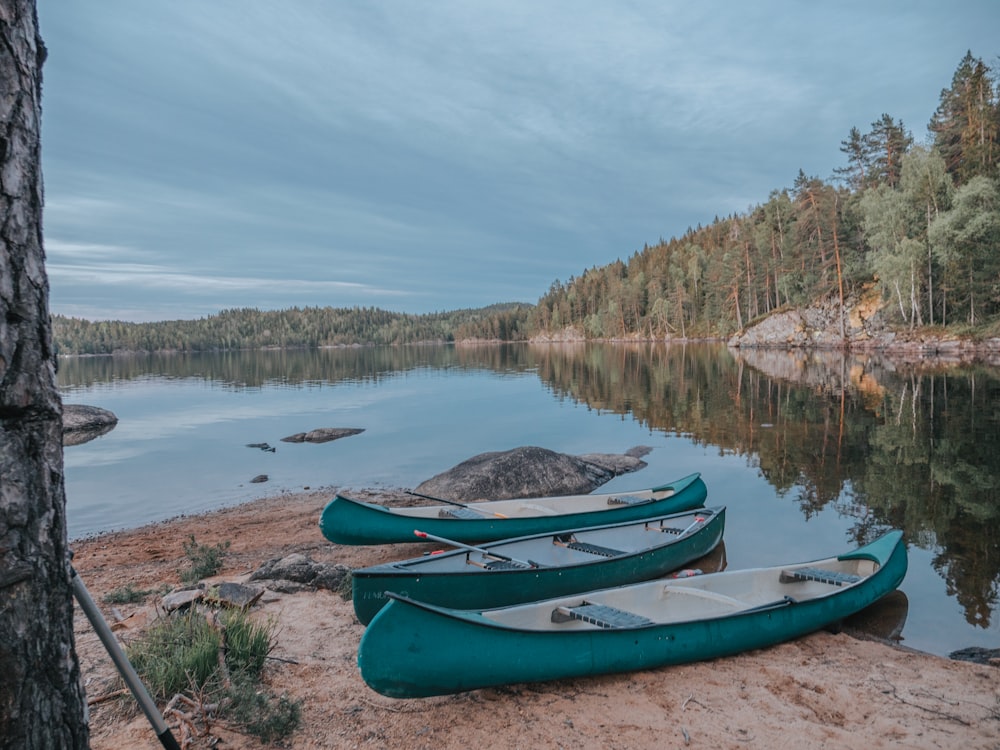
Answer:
319, 472, 707, 545
352, 506, 725, 625
358, 530, 907, 698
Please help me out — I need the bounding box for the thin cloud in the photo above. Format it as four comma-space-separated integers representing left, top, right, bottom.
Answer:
37, 0, 1000, 321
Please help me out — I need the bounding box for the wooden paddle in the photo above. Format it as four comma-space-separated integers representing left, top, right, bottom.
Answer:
413, 529, 539, 568
405, 490, 508, 518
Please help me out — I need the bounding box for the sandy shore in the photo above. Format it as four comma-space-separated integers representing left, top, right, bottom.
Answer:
70, 489, 1000, 749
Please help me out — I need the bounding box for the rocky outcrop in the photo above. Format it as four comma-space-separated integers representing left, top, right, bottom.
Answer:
949, 646, 1000, 667
281, 427, 364, 444
250, 553, 351, 594
728, 288, 888, 349
728, 289, 1000, 364
62, 404, 118, 446
412, 445, 649, 502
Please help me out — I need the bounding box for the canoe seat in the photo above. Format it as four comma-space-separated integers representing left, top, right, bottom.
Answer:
652, 526, 687, 535
780, 567, 862, 587
438, 507, 484, 519
564, 541, 625, 558
551, 602, 653, 629
607, 494, 652, 506
481, 559, 530, 571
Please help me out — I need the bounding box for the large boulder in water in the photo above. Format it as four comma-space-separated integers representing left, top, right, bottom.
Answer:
62, 404, 118, 446
413, 445, 649, 501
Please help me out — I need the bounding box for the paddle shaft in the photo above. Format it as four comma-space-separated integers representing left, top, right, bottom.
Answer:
414, 530, 537, 568
72, 567, 181, 750
405, 490, 507, 518
679, 515, 706, 535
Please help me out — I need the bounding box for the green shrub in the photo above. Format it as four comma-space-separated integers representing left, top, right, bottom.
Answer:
224, 681, 302, 744
179, 535, 230, 583
103, 584, 153, 604
124, 607, 299, 743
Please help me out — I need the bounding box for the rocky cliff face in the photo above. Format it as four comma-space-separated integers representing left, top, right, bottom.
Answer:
728, 288, 888, 349
728, 288, 1000, 364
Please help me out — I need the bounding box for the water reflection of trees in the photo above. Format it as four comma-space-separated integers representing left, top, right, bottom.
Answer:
59, 343, 999, 628
527, 343, 1000, 630
57, 345, 540, 391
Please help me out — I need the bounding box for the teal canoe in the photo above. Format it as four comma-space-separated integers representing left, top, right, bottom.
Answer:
358, 530, 907, 698
352, 506, 725, 625
319, 472, 707, 545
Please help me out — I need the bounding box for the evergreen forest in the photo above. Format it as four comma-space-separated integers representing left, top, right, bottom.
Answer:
53, 52, 1000, 355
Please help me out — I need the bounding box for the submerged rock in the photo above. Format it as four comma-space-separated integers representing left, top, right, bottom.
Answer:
412, 445, 649, 502
281, 427, 364, 444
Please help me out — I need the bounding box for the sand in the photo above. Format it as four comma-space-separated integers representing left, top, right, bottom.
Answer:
70, 490, 1000, 749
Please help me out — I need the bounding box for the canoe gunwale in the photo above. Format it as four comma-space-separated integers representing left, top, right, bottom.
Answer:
358, 530, 907, 697
354, 506, 724, 577
351, 506, 726, 624
376, 529, 906, 632
321, 472, 708, 545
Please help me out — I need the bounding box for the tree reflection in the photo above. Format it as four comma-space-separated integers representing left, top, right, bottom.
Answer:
58, 342, 1000, 628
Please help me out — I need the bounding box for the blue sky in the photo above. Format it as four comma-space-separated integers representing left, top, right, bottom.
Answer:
38, 2, 998, 322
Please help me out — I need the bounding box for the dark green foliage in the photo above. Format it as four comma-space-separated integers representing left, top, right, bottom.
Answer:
930, 51, 1000, 183
52, 303, 533, 354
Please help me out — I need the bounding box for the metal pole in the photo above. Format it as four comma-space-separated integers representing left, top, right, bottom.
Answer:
71, 567, 182, 750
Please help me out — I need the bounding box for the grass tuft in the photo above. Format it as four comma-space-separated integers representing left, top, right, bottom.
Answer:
179, 535, 231, 583
124, 606, 301, 743
102, 584, 154, 604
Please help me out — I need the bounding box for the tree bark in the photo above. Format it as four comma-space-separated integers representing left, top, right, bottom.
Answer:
0, 1, 90, 747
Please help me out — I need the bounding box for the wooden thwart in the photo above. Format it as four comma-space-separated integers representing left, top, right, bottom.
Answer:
438, 507, 486, 519
559, 540, 625, 558
607, 494, 653, 506
780, 567, 862, 587
551, 602, 653, 628
475, 558, 531, 571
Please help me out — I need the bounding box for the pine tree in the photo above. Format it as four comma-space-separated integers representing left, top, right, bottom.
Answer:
930, 51, 1000, 184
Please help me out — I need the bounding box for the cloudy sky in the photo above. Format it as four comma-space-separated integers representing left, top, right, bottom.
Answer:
38, 2, 997, 322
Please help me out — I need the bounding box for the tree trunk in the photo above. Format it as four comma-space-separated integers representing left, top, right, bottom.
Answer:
0, 1, 90, 747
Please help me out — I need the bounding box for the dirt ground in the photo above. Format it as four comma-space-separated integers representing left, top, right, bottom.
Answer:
70, 489, 1000, 750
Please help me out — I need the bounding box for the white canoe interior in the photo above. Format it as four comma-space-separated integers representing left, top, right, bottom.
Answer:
480, 555, 881, 630
385, 508, 719, 573
381, 485, 679, 520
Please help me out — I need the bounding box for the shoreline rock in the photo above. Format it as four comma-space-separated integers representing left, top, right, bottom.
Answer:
412, 445, 649, 501
62, 404, 118, 446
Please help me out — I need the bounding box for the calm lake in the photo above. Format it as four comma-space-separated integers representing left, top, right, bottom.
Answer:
58, 343, 999, 658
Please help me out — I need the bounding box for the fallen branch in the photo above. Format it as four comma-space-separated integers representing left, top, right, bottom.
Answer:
681, 694, 708, 711
877, 677, 971, 726
86, 688, 130, 706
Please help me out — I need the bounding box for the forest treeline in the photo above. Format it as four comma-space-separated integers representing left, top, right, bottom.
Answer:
53, 51, 1000, 355
51, 303, 529, 354
526, 50, 1000, 341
